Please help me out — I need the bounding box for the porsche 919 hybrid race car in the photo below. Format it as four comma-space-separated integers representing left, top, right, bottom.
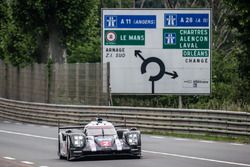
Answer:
58, 118, 141, 160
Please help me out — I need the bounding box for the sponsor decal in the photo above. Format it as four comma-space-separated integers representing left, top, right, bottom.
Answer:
100, 141, 112, 147
115, 138, 122, 151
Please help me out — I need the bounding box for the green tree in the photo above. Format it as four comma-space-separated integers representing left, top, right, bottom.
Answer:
0, 0, 36, 66
224, 0, 250, 103
1, 0, 100, 65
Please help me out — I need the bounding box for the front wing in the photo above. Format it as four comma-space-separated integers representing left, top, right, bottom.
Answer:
68, 140, 141, 158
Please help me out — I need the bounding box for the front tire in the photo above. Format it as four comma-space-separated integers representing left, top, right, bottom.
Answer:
66, 136, 72, 161
58, 135, 64, 159
135, 153, 142, 159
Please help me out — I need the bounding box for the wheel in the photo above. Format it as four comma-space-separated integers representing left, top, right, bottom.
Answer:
131, 153, 141, 159
58, 135, 64, 159
135, 153, 142, 159
66, 136, 72, 161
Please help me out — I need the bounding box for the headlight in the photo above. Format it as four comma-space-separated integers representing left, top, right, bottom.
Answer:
127, 133, 138, 145
73, 135, 84, 147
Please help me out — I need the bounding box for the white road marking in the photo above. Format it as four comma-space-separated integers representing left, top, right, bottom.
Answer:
3, 156, 16, 160
174, 138, 189, 141
15, 122, 22, 125
1, 129, 249, 167
27, 124, 35, 127
231, 143, 244, 146
151, 136, 165, 139
143, 150, 250, 167
21, 161, 34, 165
199, 140, 215, 144
40, 166, 49, 167
3, 121, 10, 123
0, 130, 57, 140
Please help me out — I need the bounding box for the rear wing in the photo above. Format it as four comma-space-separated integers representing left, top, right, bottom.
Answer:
114, 124, 127, 129
58, 126, 85, 135
58, 126, 84, 130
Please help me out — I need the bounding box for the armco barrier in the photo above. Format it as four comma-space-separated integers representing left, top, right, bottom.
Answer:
0, 97, 249, 136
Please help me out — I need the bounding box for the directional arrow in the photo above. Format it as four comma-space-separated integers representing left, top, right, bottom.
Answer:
141, 57, 165, 82
165, 71, 178, 79
134, 50, 145, 61
134, 50, 179, 93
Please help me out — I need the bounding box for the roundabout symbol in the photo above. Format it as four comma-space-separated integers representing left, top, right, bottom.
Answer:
134, 50, 178, 94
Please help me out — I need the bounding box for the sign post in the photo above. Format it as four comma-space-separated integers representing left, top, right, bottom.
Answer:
102, 9, 211, 95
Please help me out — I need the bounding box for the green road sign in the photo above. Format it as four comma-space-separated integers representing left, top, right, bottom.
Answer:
105, 30, 145, 45
163, 29, 209, 49
102, 9, 211, 95
182, 50, 209, 57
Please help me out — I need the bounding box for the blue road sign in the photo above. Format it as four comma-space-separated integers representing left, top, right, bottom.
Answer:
164, 33, 176, 45
104, 15, 156, 28
164, 14, 209, 27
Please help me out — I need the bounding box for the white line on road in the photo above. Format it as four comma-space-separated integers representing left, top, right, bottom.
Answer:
3, 156, 16, 160
143, 150, 250, 167
21, 161, 34, 165
174, 138, 189, 141
1, 129, 249, 167
199, 140, 215, 144
0, 129, 57, 140
230, 143, 244, 146
151, 136, 165, 139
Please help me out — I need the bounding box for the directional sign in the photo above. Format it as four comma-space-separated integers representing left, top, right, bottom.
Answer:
104, 15, 156, 28
102, 9, 211, 95
105, 30, 145, 45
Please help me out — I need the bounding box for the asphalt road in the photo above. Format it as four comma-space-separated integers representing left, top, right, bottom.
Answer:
0, 118, 250, 167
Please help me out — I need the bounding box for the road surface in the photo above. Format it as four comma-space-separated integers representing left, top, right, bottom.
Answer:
0, 119, 250, 167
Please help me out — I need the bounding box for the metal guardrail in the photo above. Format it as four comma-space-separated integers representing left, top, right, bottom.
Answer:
0, 97, 249, 136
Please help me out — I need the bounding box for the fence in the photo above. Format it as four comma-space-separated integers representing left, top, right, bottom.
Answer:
0, 62, 109, 105
0, 97, 249, 137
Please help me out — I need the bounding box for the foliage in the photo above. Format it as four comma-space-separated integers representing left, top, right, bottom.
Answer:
0, 0, 36, 66
224, 0, 250, 103
0, 0, 100, 66
101, 0, 134, 8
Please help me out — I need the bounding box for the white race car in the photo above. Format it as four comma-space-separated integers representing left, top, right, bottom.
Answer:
58, 118, 141, 160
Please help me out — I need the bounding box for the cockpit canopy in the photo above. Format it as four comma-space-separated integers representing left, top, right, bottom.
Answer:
84, 120, 117, 136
